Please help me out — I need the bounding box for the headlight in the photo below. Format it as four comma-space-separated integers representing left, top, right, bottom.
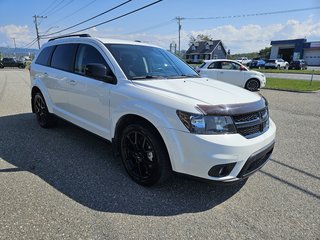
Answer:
177, 110, 236, 134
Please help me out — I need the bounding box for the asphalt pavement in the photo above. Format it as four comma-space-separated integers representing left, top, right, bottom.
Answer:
0, 69, 319, 240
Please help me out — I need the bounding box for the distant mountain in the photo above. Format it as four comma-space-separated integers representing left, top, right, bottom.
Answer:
0, 47, 38, 58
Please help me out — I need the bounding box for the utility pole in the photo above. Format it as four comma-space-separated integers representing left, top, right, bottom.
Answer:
33, 15, 47, 49
175, 16, 184, 55
11, 37, 16, 57
11, 38, 16, 49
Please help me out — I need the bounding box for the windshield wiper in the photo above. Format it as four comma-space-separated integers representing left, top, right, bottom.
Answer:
131, 75, 166, 80
167, 74, 200, 79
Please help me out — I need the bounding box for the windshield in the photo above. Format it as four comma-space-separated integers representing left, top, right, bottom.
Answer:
105, 44, 199, 80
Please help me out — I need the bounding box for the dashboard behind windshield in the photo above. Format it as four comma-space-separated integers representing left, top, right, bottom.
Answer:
105, 44, 199, 80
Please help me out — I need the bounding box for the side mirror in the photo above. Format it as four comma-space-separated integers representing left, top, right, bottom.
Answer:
85, 63, 116, 83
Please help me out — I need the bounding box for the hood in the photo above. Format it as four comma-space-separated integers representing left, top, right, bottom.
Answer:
250, 70, 264, 76
132, 77, 261, 108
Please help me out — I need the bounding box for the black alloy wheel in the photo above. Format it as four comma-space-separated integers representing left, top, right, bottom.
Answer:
33, 92, 54, 128
245, 79, 260, 91
120, 123, 171, 186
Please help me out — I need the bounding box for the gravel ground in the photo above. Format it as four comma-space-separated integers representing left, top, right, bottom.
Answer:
0, 70, 319, 240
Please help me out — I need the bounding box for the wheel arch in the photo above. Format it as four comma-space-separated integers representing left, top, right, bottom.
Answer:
31, 86, 41, 113
245, 78, 261, 90
31, 80, 54, 113
112, 114, 170, 160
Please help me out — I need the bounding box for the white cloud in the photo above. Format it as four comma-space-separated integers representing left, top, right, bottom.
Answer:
0, 24, 35, 48
186, 18, 320, 53
85, 18, 320, 53
1, 18, 319, 53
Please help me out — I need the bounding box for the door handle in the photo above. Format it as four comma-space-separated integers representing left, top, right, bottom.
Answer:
43, 72, 48, 77
69, 80, 77, 85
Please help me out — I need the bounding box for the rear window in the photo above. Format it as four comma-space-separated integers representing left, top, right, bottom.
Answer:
51, 44, 78, 72
35, 46, 55, 66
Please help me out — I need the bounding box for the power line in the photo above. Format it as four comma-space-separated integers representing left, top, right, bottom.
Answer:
42, 0, 133, 37
46, 0, 74, 17
45, 0, 97, 26
55, 0, 163, 36
44, 0, 66, 16
184, 6, 320, 20
21, 38, 38, 49
124, 19, 174, 35
39, 0, 57, 16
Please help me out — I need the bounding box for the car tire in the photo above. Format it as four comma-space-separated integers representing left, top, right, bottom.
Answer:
245, 79, 260, 91
33, 92, 55, 128
120, 123, 171, 186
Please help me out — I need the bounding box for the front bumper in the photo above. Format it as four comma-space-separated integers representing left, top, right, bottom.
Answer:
161, 118, 276, 182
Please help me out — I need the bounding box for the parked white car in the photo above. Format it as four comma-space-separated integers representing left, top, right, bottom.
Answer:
264, 59, 289, 69
236, 57, 251, 65
30, 34, 275, 186
197, 59, 266, 91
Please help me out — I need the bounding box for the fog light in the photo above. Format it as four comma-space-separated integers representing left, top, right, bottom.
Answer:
208, 163, 236, 177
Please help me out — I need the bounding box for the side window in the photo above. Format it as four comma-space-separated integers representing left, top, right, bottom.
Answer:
208, 61, 220, 69
51, 44, 78, 72
35, 46, 55, 66
74, 44, 108, 75
221, 61, 240, 70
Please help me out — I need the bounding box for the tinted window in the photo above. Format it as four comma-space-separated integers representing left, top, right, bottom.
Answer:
51, 44, 77, 72
35, 46, 55, 66
208, 61, 220, 69
75, 44, 107, 75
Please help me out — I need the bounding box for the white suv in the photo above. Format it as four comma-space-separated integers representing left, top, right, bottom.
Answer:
30, 34, 276, 186
265, 59, 289, 69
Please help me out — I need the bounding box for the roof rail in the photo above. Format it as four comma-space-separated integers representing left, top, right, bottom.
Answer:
48, 34, 91, 42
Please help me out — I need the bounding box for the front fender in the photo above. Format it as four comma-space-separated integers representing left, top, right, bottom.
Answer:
110, 99, 176, 139
32, 77, 54, 113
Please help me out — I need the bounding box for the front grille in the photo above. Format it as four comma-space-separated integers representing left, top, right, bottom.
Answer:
232, 108, 269, 138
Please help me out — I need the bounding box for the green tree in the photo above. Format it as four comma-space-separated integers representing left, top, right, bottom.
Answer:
189, 34, 213, 45
259, 47, 271, 59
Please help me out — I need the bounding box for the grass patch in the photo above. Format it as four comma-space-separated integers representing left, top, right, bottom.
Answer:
265, 78, 320, 91
257, 69, 320, 75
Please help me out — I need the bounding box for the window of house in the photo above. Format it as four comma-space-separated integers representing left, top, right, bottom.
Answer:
191, 45, 196, 51
205, 44, 210, 50
217, 46, 221, 50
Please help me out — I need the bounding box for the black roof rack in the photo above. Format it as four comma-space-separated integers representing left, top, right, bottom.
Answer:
48, 34, 91, 42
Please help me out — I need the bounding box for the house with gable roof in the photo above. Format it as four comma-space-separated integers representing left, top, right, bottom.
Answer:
185, 40, 227, 63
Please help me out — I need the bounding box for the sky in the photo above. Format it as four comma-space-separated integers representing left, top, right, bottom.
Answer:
0, 0, 319, 53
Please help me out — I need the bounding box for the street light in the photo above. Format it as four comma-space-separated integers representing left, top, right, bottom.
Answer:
41, 26, 59, 36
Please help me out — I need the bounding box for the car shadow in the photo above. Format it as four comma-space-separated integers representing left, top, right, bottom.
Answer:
0, 113, 246, 216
